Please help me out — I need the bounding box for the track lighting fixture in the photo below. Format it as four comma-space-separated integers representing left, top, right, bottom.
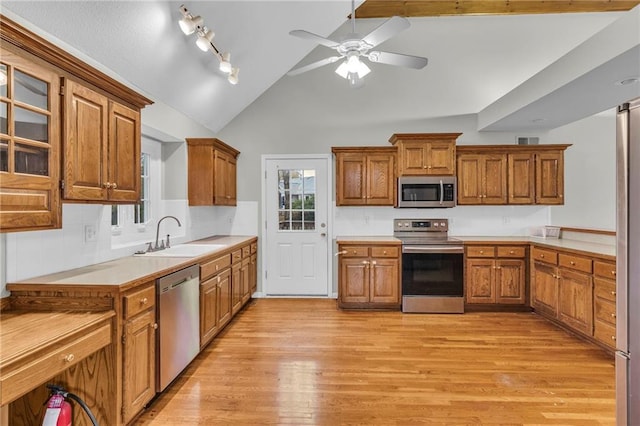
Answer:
179, 4, 238, 84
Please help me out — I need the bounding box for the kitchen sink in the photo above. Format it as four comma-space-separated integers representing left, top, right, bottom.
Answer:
135, 244, 226, 258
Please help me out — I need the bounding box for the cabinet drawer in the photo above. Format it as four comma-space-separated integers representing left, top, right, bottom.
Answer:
496, 246, 526, 258
242, 245, 251, 257
531, 247, 558, 265
231, 249, 243, 264
201, 254, 231, 280
124, 284, 155, 319
594, 320, 617, 348
594, 277, 617, 303
250, 242, 257, 254
594, 260, 616, 279
1, 322, 111, 406
371, 246, 399, 258
559, 253, 592, 274
595, 297, 617, 326
339, 246, 369, 257
466, 246, 495, 258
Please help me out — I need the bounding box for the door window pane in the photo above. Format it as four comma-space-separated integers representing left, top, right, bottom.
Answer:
277, 168, 316, 231
14, 106, 48, 143
14, 69, 48, 110
15, 142, 48, 176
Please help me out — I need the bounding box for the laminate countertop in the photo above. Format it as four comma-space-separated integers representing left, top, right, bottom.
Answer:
7, 235, 257, 292
335, 235, 615, 259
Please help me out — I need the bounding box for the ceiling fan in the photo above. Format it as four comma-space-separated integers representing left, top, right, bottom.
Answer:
287, 0, 428, 87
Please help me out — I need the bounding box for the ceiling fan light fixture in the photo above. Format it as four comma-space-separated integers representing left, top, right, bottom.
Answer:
219, 52, 232, 73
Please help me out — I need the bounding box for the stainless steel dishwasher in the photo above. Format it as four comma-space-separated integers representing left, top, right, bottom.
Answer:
156, 264, 200, 392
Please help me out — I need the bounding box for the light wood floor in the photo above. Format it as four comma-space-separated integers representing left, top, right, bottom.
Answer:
135, 299, 615, 425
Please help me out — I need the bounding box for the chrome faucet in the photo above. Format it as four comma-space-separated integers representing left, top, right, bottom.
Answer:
153, 215, 182, 251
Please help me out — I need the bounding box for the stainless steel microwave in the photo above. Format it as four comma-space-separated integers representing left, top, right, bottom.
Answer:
397, 176, 456, 208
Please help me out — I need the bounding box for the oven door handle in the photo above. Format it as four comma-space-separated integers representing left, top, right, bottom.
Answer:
402, 245, 464, 254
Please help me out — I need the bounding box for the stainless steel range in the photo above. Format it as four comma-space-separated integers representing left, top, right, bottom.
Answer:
394, 218, 464, 313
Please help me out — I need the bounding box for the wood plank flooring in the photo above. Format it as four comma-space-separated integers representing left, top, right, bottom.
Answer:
135, 299, 615, 425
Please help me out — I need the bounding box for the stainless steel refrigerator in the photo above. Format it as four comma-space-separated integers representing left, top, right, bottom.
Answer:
616, 97, 640, 425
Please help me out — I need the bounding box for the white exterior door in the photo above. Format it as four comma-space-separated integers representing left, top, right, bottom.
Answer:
262, 156, 330, 296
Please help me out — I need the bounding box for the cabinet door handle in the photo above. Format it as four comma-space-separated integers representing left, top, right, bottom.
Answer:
509, 250, 515, 254
611, 335, 616, 341
540, 254, 545, 258
104, 182, 112, 189
570, 261, 576, 265
63, 353, 75, 363
112, 182, 118, 189
371, 261, 377, 266
383, 250, 387, 255
611, 291, 617, 296
140, 297, 148, 305
611, 313, 616, 318
153, 323, 159, 330
611, 270, 616, 276
479, 250, 484, 254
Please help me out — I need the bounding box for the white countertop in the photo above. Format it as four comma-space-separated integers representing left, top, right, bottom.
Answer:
7, 236, 257, 291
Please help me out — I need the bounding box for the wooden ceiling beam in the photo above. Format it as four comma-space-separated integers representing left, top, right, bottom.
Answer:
355, 1, 640, 18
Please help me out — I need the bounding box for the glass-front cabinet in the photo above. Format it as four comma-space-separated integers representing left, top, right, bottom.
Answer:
0, 48, 61, 232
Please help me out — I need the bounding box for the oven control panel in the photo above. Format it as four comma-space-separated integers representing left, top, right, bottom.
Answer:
393, 218, 449, 232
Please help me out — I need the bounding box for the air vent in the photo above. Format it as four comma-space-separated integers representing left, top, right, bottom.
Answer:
516, 136, 539, 145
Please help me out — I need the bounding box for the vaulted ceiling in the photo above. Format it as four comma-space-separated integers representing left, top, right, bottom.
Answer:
1, 1, 639, 136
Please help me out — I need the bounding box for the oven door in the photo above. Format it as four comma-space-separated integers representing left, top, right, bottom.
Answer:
401, 246, 464, 297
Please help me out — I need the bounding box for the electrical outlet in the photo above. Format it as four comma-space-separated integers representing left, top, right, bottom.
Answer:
84, 225, 97, 242
502, 216, 511, 224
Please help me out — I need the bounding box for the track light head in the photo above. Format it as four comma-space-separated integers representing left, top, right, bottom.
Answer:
196, 28, 215, 52
219, 52, 232, 73
227, 67, 239, 85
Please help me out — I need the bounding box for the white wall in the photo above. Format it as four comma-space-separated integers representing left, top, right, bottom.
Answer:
548, 109, 617, 230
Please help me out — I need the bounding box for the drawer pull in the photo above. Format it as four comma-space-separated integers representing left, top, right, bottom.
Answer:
611, 291, 617, 296
509, 250, 514, 254
362, 261, 369, 265
540, 254, 544, 258
140, 297, 148, 305
153, 323, 159, 330
371, 261, 377, 266
383, 250, 387, 255
570, 261, 576, 265
612, 336, 616, 341
63, 354, 75, 363
611, 271, 616, 276
479, 250, 484, 254
611, 313, 616, 318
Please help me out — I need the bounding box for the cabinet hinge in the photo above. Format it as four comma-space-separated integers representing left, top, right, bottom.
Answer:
59, 85, 65, 96
265, 270, 268, 279
59, 180, 65, 190
121, 334, 126, 344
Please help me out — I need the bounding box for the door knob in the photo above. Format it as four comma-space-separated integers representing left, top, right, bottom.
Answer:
321, 233, 326, 237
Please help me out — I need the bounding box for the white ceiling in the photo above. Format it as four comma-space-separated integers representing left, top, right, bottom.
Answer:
2, 1, 639, 134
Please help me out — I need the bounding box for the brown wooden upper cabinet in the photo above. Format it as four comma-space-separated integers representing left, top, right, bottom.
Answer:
0, 16, 152, 231
456, 145, 570, 206
457, 153, 508, 204
186, 138, 239, 206
63, 79, 141, 203
0, 47, 62, 232
389, 133, 459, 176
332, 147, 396, 206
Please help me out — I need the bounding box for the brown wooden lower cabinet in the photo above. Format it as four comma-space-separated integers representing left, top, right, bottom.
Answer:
593, 260, 617, 348
465, 244, 527, 306
337, 243, 401, 309
530, 245, 615, 350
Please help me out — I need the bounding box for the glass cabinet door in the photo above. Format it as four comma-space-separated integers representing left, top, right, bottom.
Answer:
0, 48, 61, 231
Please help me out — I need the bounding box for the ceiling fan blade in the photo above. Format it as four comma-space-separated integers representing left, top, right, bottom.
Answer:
287, 56, 342, 76
289, 30, 340, 49
368, 51, 428, 69
361, 16, 410, 48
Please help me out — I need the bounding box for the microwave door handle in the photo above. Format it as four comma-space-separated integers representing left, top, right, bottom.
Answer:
440, 180, 444, 205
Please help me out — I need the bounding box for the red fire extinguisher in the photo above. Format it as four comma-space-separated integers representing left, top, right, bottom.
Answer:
42, 384, 98, 426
